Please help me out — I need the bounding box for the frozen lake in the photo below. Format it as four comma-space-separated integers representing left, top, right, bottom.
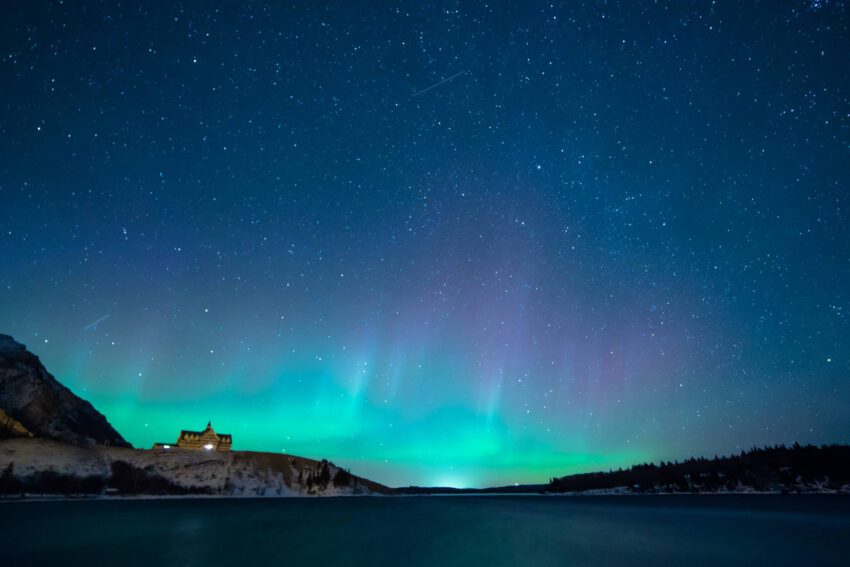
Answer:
2, 495, 849, 565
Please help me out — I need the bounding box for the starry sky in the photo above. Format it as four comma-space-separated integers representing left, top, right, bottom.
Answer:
1, 1, 848, 488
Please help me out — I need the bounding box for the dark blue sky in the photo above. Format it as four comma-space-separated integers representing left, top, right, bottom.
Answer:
1, 1, 848, 487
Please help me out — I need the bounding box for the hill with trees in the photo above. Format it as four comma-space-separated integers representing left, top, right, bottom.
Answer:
547, 444, 850, 494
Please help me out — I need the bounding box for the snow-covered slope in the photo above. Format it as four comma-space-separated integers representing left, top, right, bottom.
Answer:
0, 438, 389, 497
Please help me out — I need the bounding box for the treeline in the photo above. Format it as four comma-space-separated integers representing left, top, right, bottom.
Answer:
296, 459, 356, 493
0, 457, 363, 497
0, 461, 213, 496
547, 443, 850, 493
0, 462, 104, 495
108, 461, 212, 495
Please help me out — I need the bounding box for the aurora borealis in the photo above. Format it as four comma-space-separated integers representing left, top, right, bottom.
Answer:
1, 2, 848, 488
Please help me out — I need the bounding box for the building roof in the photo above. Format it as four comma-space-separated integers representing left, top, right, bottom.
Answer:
177, 421, 230, 439
178, 429, 231, 438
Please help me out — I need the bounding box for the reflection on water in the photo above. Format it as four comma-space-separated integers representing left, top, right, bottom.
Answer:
1, 495, 849, 566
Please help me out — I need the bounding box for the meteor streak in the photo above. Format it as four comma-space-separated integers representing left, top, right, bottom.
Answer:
412, 70, 467, 97
83, 314, 110, 330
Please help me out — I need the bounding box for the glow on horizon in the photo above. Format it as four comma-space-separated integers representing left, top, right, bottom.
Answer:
33, 338, 653, 487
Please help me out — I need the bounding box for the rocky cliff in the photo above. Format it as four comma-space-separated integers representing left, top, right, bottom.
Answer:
0, 334, 130, 448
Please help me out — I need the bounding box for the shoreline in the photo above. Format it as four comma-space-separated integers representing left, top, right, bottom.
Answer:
4, 490, 850, 503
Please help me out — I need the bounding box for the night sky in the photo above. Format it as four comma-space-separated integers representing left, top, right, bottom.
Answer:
1, 1, 848, 488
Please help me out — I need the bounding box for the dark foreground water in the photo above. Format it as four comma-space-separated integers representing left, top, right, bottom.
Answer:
1, 495, 849, 566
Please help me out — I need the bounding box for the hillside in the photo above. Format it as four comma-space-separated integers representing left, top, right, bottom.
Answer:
0, 437, 389, 497
0, 334, 129, 448
547, 444, 850, 494
0, 333, 388, 497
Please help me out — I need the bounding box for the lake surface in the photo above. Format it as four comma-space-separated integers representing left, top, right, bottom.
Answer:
1, 495, 849, 566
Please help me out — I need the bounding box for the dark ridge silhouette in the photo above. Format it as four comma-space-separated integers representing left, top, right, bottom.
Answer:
547, 444, 850, 494
0, 334, 130, 448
